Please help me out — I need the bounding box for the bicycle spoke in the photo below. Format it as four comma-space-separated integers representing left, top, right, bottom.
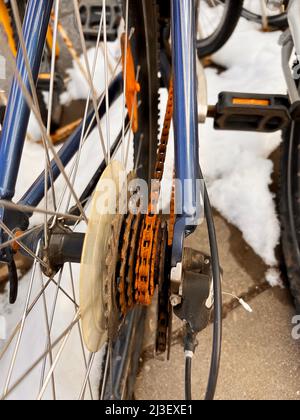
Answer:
44, 0, 61, 249
197, 0, 227, 40
0, 270, 79, 367
72, 0, 108, 165
0, 225, 42, 251
55, 19, 94, 84
1, 315, 81, 400
0, 220, 46, 267
10, 0, 57, 212
2, 248, 40, 398
68, 263, 94, 400
56, 55, 123, 215
100, 346, 109, 400
78, 353, 96, 401
0, 40, 89, 224
38, 269, 56, 400
0, 277, 53, 362
36, 310, 80, 400
102, 0, 112, 163
0, 200, 82, 223
38, 269, 64, 398
63, 11, 105, 214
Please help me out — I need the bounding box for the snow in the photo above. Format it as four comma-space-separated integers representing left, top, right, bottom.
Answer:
0, 12, 287, 399
266, 268, 284, 288
60, 36, 122, 105
0, 262, 104, 400
162, 16, 284, 268
199, 17, 285, 268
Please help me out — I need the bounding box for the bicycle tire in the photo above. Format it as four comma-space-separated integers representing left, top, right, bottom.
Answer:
280, 123, 300, 313
100, 0, 160, 400
241, 8, 288, 29
197, 0, 244, 59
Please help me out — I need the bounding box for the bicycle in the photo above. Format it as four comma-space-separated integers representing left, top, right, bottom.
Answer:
0, 0, 222, 401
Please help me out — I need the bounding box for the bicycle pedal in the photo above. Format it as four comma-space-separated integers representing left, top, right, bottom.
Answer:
79, 0, 122, 43
210, 92, 291, 133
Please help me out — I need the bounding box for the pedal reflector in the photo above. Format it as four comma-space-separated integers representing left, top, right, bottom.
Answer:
232, 98, 270, 107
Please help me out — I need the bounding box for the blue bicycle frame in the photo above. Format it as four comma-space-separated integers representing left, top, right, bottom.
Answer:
171, 0, 201, 273
0, 0, 53, 201
0, 0, 202, 268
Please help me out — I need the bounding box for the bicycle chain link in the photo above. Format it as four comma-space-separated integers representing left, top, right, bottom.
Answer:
135, 80, 174, 306
103, 81, 175, 351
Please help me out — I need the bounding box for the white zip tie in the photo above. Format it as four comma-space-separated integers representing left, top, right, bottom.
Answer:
238, 298, 253, 313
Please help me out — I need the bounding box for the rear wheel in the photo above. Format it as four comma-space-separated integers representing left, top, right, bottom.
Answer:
0, 0, 159, 400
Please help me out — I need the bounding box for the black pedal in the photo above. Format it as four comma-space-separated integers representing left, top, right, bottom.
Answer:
212, 92, 291, 133
79, 0, 122, 42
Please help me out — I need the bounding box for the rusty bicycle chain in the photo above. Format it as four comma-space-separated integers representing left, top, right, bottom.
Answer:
118, 214, 135, 315
156, 223, 171, 354
104, 81, 175, 351
135, 80, 174, 307
118, 212, 142, 316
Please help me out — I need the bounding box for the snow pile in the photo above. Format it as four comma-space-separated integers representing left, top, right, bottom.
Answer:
159, 16, 284, 270
266, 268, 284, 288
0, 261, 104, 400
60, 38, 121, 105
199, 17, 285, 269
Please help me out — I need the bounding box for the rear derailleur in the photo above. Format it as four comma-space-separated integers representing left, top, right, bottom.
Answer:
171, 248, 214, 352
